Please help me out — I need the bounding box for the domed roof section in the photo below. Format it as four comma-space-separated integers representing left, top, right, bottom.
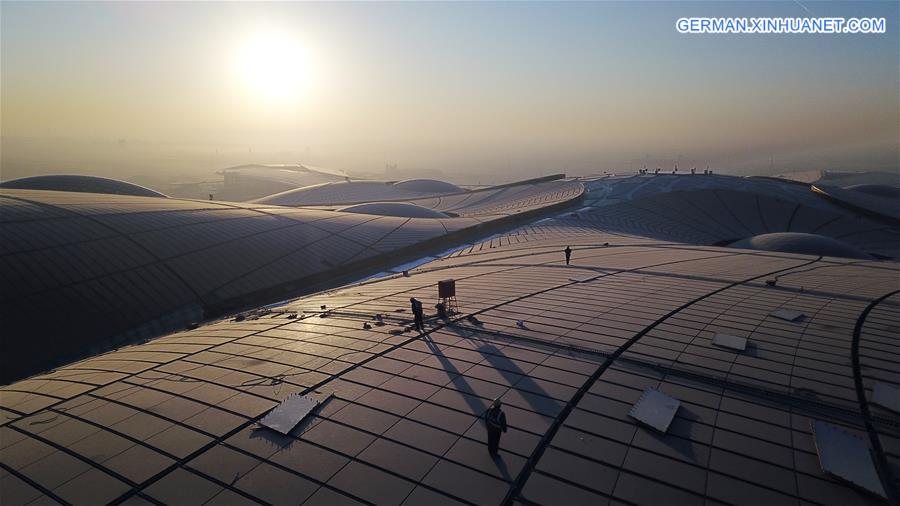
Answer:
0, 175, 167, 198
393, 179, 463, 193
254, 181, 392, 206
337, 202, 449, 218
729, 232, 872, 259
846, 184, 900, 199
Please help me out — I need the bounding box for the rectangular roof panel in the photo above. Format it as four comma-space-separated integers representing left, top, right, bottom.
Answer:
259, 393, 321, 435
628, 387, 680, 433
811, 420, 886, 499
769, 308, 805, 322
711, 333, 748, 351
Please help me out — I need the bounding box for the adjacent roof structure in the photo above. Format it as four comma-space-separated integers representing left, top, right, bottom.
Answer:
729, 232, 873, 259
218, 164, 348, 202
0, 175, 168, 198
338, 202, 451, 219
251, 180, 459, 207
847, 185, 900, 200
393, 179, 464, 193
572, 174, 900, 259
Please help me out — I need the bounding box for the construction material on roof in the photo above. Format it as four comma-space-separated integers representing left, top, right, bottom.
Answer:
629, 387, 680, 433
872, 382, 900, 413
568, 274, 601, 283
811, 420, 886, 498
770, 308, 805, 322
260, 393, 328, 435
712, 333, 748, 351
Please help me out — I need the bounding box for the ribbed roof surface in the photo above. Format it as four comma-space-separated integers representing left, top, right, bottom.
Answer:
812, 185, 900, 223
571, 175, 900, 259
1, 226, 897, 505
0, 180, 582, 382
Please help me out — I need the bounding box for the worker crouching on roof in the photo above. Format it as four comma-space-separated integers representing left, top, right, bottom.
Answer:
485, 398, 508, 457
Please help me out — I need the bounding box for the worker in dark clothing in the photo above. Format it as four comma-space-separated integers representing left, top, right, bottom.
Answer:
485, 398, 508, 457
564, 246, 572, 265
410, 297, 424, 332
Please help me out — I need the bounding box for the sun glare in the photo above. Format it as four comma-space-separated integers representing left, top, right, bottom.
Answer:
235, 30, 309, 103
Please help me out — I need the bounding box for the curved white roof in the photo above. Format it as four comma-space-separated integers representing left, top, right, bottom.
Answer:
252, 180, 460, 206
729, 232, 872, 259
338, 202, 450, 218
393, 179, 463, 193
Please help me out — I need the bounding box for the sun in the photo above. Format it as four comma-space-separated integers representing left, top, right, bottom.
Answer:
235, 30, 309, 103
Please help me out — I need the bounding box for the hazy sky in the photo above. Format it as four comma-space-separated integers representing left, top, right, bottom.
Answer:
2, 1, 898, 181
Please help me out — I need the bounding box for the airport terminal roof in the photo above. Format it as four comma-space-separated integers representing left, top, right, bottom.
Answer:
1, 225, 898, 505
2, 171, 899, 506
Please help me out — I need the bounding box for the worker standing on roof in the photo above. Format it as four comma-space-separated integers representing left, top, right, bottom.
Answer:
410, 297, 424, 332
485, 398, 508, 457
564, 246, 572, 265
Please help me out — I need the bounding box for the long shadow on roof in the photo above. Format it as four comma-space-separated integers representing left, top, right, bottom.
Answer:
435, 324, 564, 417
422, 333, 517, 481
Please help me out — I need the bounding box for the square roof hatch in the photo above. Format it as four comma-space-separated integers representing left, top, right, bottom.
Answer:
811, 420, 887, 499
872, 383, 900, 414
260, 393, 326, 435
712, 333, 747, 351
629, 387, 680, 433
769, 308, 805, 322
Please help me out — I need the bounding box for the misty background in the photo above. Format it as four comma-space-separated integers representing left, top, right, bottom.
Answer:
2, 1, 898, 192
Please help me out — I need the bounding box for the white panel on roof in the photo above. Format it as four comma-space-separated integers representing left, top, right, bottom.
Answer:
568, 274, 600, 283
770, 308, 805, 322
629, 387, 680, 433
712, 333, 748, 351
811, 420, 886, 498
260, 393, 323, 434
